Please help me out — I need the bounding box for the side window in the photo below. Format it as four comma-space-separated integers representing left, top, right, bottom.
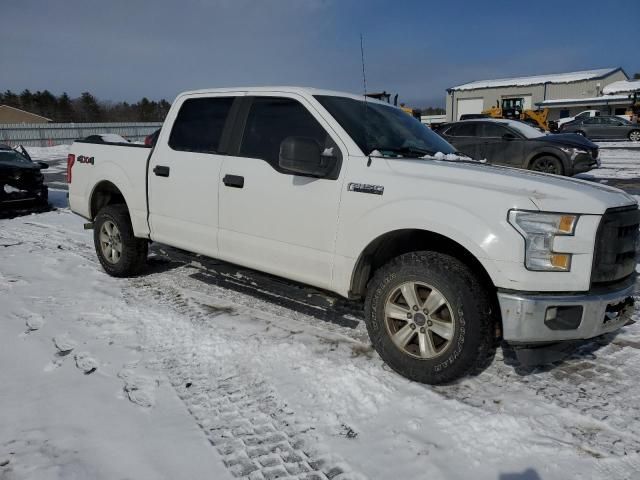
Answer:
576, 111, 589, 119
447, 123, 477, 137
239, 97, 339, 169
584, 117, 599, 124
169, 97, 234, 153
478, 123, 506, 138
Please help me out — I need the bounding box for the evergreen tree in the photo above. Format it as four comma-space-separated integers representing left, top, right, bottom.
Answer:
57, 92, 74, 122
78, 91, 103, 122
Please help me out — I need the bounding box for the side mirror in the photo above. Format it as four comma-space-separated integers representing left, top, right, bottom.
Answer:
278, 137, 336, 177
37, 161, 49, 170
502, 132, 517, 141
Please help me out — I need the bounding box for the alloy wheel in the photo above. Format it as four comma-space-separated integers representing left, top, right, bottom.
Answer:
99, 220, 122, 264
384, 281, 456, 359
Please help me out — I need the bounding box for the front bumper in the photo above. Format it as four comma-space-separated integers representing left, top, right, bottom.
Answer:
571, 151, 599, 175
498, 283, 635, 343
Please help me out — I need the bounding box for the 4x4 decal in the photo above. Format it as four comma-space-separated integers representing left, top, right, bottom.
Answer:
77, 155, 95, 165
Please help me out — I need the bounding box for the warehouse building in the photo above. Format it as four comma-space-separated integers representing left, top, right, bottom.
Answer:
445, 67, 629, 121
0, 105, 51, 124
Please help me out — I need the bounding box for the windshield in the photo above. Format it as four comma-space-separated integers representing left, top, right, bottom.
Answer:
507, 121, 546, 139
0, 150, 31, 164
315, 95, 456, 156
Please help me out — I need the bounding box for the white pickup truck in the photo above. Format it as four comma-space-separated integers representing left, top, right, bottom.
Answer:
68, 87, 638, 384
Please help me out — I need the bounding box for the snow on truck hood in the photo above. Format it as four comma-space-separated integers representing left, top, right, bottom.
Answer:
386, 157, 636, 215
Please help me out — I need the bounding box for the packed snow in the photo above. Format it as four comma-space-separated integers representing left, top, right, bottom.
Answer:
2, 144, 640, 480
450, 67, 619, 91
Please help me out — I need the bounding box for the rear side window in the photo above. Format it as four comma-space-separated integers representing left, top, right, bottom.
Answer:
169, 97, 234, 153
240, 97, 337, 166
478, 123, 506, 138
447, 123, 477, 137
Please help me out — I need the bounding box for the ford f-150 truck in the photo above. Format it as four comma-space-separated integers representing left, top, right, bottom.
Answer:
68, 87, 638, 384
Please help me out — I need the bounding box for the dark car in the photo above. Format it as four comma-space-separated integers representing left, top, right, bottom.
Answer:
560, 116, 640, 142
144, 129, 160, 147
436, 119, 599, 175
0, 144, 49, 207
459, 113, 489, 120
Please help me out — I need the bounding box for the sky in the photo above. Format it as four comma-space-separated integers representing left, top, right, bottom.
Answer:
1, 0, 638, 108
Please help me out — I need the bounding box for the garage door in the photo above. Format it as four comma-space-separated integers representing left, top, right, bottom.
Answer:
456, 98, 483, 120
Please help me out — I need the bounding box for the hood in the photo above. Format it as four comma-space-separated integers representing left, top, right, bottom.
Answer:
386, 158, 636, 215
541, 133, 597, 150
0, 160, 40, 171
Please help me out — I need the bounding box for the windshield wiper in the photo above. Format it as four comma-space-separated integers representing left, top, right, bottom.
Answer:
368, 145, 437, 157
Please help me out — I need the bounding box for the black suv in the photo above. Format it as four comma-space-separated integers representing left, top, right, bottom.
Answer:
0, 144, 49, 207
436, 119, 599, 176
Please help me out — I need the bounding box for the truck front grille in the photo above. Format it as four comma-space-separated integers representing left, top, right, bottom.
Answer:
591, 206, 640, 286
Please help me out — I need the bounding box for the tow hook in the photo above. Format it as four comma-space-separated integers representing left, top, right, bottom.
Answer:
83, 222, 94, 230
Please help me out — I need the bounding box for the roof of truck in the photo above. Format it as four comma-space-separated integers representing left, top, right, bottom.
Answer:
178, 86, 391, 105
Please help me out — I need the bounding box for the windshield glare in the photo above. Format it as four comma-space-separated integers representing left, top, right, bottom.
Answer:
315, 95, 456, 157
0, 150, 31, 164
507, 121, 546, 139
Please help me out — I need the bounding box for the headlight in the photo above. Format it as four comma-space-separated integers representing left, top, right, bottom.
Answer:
508, 210, 578, 271
559, 147, 588, 156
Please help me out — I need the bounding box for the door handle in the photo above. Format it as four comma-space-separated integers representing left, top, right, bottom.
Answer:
223, 174, 244, 188
153, 165, 170, 177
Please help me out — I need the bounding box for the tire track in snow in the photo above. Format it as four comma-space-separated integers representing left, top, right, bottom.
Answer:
123, 279, 366, 480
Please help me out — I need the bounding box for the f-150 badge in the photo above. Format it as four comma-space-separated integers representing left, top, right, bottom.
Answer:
348, 183, 384, 195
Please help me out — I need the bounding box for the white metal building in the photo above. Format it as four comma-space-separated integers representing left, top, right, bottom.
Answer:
445, 67, 629, 121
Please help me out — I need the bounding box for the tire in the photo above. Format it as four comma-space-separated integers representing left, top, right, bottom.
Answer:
529, 155, 564, 175
93, 204, 148, 277
364, 251, 497, 384
630, 130, 640, 142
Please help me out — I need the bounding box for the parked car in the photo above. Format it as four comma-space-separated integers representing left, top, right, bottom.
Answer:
68, 87, 637, 385
560, 116, 640, 141
436, 118, 599, 175
0, 144, 49, 207
459, 113, 488, 120
144, 129, 160, 147
555, 109, 601, 130
82, 134, 130, 144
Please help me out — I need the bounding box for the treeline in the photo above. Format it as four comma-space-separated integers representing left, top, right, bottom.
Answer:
419, 106, 446, 115
0, 90, 171, 123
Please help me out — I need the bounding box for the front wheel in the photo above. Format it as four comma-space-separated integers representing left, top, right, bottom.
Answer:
94, 204, 148, 277
529, 156, 564, 175
364, 251, 497, 384
630, 130, 640, 142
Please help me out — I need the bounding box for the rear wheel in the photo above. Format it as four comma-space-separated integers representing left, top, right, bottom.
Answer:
364, 251, 497, 384
94, 204, 148, 277
530, 156, 564, 175
630, 130, 640, 142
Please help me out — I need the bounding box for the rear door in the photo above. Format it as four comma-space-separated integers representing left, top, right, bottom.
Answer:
148, 93, 241, 256
476, 123, 525, 167
582, 117, 604, 138
217, 94, 346, 290
440, 123, 480, 159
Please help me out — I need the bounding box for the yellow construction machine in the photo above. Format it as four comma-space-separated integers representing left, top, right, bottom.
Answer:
482, 98, 551, 131
365, 91, 422, 119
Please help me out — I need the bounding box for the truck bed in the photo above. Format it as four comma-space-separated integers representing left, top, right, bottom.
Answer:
68, 141, 152, 237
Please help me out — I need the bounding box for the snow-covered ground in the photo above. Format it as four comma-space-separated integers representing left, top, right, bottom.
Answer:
2, 146, 640, 480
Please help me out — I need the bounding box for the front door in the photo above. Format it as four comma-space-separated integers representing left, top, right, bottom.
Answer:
148, 94, 240, 257
218, 94, 346, 290
476, 123, 525, 167
441, 122, 481, 160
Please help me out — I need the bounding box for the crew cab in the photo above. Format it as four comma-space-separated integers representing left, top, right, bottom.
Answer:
68, 87, 638, 384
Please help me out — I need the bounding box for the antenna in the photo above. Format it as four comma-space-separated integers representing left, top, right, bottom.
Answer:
360, 33, 368, 98
360, 33, 371, 160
